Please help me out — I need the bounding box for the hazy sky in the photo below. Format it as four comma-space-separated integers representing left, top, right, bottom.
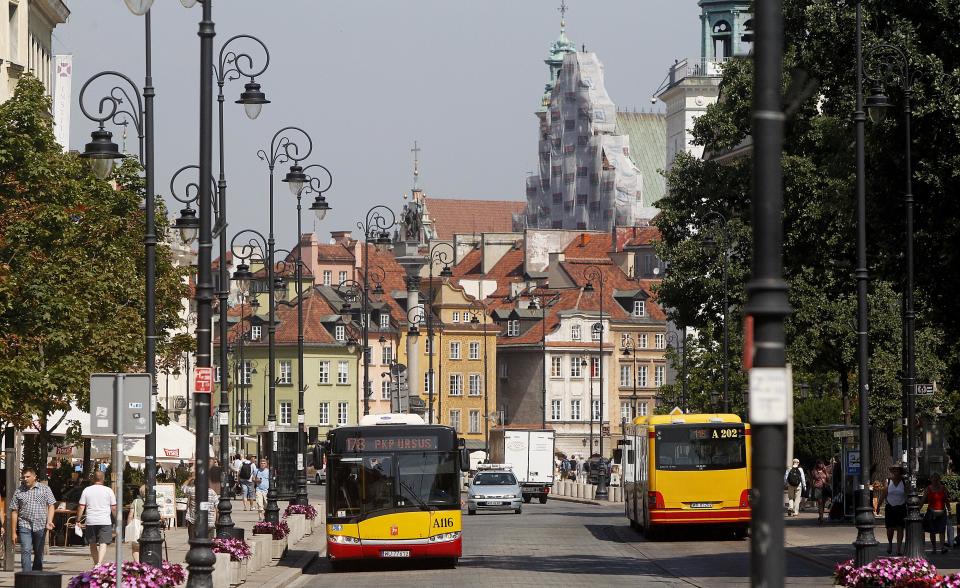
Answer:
55, 1, 699, 249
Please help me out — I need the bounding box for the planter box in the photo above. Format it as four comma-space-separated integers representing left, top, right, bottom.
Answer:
303, 517, 312, 536
287, 514, 305, 543
213, 552, 232, 588
250, 533, 272, 569
228, 559, 247, 585
271, 537, 287, 560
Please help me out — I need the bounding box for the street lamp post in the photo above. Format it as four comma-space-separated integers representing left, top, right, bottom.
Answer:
704, 211, 731, 413
531, 293, 561, 429
864, 43, 920, 558
285, 165, 332, 506
850, 0, 880, 566
78, 29, 163, 561
583, 266, 608, 500
467, 300, 491, 450
425, 243, 455, 424
621, 338, 639, 419
356, 207, 396, 416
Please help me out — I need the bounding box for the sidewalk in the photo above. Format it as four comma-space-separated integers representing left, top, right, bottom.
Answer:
0, 499, 325, 587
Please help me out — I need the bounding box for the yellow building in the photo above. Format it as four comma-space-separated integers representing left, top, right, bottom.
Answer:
398, 280, 497, 451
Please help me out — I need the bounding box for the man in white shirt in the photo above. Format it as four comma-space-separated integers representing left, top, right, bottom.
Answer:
783, 458, 807, 517
77, 471, 117, 565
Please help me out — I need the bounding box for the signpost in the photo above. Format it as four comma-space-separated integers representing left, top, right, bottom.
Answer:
914, 383, 935, 396
194, 367, 213, 394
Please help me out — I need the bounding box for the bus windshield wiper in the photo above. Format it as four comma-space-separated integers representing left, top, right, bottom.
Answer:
399, 479, 435, 511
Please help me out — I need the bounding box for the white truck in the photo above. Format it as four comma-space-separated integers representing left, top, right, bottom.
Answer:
488, 428, 555, 504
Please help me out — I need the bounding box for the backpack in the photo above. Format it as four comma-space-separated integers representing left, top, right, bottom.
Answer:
239, 461, 251, 481
787, 467, 802, 487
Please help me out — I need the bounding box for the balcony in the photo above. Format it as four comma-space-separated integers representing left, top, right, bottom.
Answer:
666, 57, 730, 87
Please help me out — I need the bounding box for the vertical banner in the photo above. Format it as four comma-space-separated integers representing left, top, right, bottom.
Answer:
53, 55, 72, 151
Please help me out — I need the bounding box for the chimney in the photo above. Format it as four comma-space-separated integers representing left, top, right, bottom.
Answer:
330, 230, 352, 244
300, 233, 319, 278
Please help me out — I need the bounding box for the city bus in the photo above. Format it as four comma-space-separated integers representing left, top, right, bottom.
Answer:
622, 412, 751, 538
324, 413, 470, 567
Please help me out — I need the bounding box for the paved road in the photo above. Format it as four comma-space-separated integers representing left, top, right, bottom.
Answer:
292, 497, 835, 587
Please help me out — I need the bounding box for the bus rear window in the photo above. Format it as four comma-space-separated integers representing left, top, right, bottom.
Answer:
655, 425, 746, 471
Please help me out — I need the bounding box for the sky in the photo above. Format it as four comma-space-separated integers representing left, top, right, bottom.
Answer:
55, 1, 699, 251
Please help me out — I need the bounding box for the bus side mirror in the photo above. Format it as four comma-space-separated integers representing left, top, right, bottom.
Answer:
612, 448, 623, 464
460, 448, 471, 472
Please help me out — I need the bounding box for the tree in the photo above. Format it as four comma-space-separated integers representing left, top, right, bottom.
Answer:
0, 76, 190, 464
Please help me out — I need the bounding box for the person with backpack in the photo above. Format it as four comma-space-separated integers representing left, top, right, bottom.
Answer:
238, 455, 255, 511
784, 458, 807, 517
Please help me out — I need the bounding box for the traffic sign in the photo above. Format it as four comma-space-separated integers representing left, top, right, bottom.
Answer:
833, 430, 856, 439
194, 367, 213, 394
914, 383, 935, 396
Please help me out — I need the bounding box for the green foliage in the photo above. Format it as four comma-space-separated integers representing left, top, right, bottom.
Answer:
942, 473, 960, 502
0, 76, 190, 432
794, 397, 842, 469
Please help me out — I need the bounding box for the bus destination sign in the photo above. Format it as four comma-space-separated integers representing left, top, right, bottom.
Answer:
345, 435, 438, 452
689, 427, 742, 440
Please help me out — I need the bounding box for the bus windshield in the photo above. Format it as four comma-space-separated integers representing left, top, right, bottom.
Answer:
655, 425, 746, 471
329, 452, 458, 518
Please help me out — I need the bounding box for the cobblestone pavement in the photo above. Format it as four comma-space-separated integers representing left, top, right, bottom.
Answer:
293, 499, 836, 587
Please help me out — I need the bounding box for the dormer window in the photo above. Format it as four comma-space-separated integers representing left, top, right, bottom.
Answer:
507, 320, 520, 337
633, 300, 645, 317
335, 325, 345, 342
251, 325, 262, 341
571, 324, 581, 341
379, 313, 390, 329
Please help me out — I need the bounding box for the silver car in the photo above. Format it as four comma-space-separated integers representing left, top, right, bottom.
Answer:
466, 470, 523, 515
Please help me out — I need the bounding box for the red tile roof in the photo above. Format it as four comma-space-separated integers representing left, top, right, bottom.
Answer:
562, 227, 661, 259
219, 288, 339, 346
451, 248, 482, 277
424, 197, 525, 240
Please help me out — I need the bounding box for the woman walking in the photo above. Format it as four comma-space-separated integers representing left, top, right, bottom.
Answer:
924, 472, 950, 554
877, 463, 907, 555
812, 460, 831, 525
125, 485, 145, 562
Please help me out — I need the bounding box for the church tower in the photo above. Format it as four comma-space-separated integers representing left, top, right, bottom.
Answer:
657, 0, 751, 167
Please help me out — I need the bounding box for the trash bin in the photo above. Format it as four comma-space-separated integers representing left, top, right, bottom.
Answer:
176, 499, 188, 528
15, 571, 61, 588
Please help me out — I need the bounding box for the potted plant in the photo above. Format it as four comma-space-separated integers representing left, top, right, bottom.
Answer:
213, 536, 252, 584
253, 520, 290, 560
68, 560, 186, 588
834, 557, 960, 587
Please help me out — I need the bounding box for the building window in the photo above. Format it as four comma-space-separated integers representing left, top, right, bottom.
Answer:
381, 380, 391, 400
425, 372, 435, 394
468, 374, 481, 396
335, 325, 346, 342
621, 402, 631, 420
570, 399, 581, 421
591, 323, 601, 342
551, 356, 562, 378
570, 357, 583, 378
337, 402, 349, 426
591, 356, 600, 378
551, 399, 562, 421
318, 361, 330, 384
655, 333, 665, 349
379, 313, 390, 329
592, 399, 601, 421
638, 365, 648, 387
319, 402, 329, 425
338, 360, 349, 385
639, 333, 648, 348
620, 365, 632, 387
450, 341, 461, 360
469, 341, 480, 360
498, 362, 507, 378
571, 324, 581, 341
381, 345, 393, 365
507, 320, 520, 337
251, 325, 262, 340
620, 333, 632, 347
280, 402, 292, 426
655, 365, 665, 387
279, 360, 292, 385
338, 271, 348, 285
469, 410, 481, 434
633, 300, 645, 317
323, 270, 331, 286
639, 402, 648, 417
449, 373, 463, 396
214, 364, 221, 383
242, 361, 252, 385
449, 409, 461, 433
452, 311, 460, 323
239, 402, 250, 426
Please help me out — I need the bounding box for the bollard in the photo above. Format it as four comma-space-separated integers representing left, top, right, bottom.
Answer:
14, 571, 61, 588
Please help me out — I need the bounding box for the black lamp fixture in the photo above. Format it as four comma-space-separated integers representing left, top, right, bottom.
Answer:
583, 280, 595, 293
866, 85, 890, 124
310, 195, 330, 221
80, 128, 125, 180
372, 282, 385, 297
282, 164, 308, 196
346, 337, 358, 354
236, 81, 269, 120
439, 264, 453, 278
174, 206, 200, 245
232, 262, 254, 294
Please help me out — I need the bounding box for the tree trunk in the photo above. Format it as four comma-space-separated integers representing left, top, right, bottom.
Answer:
871, 425, 893, 484
839, 366, 852, 426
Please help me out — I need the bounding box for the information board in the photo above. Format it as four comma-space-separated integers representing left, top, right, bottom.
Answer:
155, 483, 176, 521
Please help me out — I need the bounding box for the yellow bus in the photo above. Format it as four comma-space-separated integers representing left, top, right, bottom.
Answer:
324, 413, 470, 567
622, 413, 751, 538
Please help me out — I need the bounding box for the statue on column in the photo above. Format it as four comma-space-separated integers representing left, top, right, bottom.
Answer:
401, 201, 424, 244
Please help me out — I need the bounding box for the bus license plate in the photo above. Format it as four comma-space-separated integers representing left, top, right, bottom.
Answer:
381, 550, 410, 558
691, 502, 713, 509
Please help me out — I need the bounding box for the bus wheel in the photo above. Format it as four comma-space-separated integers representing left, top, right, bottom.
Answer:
538, 495, 548, 504
523, 495, 532, 504
733, 525, 749, 539
628, 518, 639, 531
443, 558, 459, 569
645, 525, 660, 541
329, 559, 348, 572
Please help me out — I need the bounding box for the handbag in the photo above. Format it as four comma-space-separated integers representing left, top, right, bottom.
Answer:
922, 509, 934, 533
124, 518, 143, 543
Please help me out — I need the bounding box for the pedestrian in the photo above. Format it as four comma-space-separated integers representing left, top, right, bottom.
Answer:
569, 456, 578, 483
10, 467, 55, 572
182, 474, 218, 539
125, 485, 145, 562
230, 453, 243, 495
923, 471, 950, 554
77, 471, 117, 566
812, 460, 831, 524
783, 458, 806, 516
877, 463, 907, 555
254, 458, 270, 520
238, 455, 256, 511
208, 457, 222, 497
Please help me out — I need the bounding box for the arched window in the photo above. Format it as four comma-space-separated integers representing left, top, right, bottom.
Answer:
712, 20, 732, 59
741, 19, 754, 51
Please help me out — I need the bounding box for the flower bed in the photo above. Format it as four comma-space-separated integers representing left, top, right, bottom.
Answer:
68, 560, 186, 588
283, 503, 318, 520
834, 557, 960, 587
213, 536, 253, 561
252, 520, 290, 540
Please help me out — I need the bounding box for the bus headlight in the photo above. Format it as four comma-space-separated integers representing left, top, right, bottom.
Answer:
429, 531, 461, 543
328, 534, 361, 544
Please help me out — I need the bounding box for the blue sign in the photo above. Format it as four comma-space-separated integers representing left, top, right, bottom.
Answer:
847, 450, 861, 476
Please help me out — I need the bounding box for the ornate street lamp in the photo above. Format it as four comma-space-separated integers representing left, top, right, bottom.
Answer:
582, 265, 608, 499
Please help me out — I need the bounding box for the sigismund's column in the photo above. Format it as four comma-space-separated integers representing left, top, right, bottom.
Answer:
394, 197, 429, 416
